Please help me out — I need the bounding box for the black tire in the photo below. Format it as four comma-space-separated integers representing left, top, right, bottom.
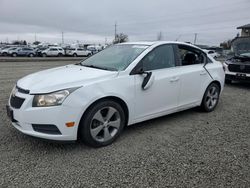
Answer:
73, 53, 77, 57
200, 83, 220, 112
225, 79, 232, 84
2, 52, 7, 56
42, 53, 47, 57
87, 53, 91, 57
79, 100, 126, 147
29, 53, 34, 57
12, 53, 17, 57
58, 53, 63, 57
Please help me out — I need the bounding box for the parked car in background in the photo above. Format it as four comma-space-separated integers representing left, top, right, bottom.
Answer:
42, 47, 65, 57
9, 47, 36, 57
7, 47, 20, 56
6, 41, 225, 147
65, 48, 92, 57
203, 49, 220, 58
35, 47, 48, 57
87, 46, 99, 55
0, 46, 12, 56
223, 38, 250, 84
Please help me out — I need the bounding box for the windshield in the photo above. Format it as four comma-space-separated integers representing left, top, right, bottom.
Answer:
80, 44, 149, 71
234, 42, 250, 57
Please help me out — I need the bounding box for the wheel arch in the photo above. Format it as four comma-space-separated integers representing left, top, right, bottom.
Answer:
77, 96, 129, 139
210, 80, 222, 93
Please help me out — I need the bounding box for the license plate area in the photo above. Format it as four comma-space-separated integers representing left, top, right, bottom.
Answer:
236, 73, 247, 79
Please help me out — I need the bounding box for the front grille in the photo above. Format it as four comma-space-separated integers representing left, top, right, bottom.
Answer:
16, 86, 30, 94
228, 64, 250, 73
10, 95, 25, 109
32, 124, 62, 135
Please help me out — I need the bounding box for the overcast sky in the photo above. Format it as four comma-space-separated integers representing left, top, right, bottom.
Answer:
0, 0, 249, 45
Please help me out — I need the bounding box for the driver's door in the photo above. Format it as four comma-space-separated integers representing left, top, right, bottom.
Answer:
133, 44, 181, 120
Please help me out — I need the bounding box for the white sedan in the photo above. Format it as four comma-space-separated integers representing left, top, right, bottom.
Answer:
65, 48, 92, 57
203, 49, 220, 58
7, 41, 225, 147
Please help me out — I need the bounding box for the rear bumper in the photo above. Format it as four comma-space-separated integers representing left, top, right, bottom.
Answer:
225, 72, 250, 82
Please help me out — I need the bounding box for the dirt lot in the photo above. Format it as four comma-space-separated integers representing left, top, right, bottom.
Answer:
0, 60, 249, 187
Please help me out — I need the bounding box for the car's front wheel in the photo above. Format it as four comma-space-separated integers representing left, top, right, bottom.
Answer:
200, 83, 220, 112
79, 100, 126, 147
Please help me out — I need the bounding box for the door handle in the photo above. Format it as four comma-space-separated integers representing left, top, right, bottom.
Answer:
170, 77, 179, 82
200, 71, 207, 75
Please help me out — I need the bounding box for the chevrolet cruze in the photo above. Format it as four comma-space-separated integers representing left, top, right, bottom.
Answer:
6, 41, 225, 147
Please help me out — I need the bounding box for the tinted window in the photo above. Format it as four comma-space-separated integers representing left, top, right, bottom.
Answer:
178, 45, 206, 66
141, 45, 175, 71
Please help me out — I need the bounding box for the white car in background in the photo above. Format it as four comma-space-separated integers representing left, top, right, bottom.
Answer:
65, 48, 92, 57
203, 49, 220, 58
42, 47, 65, 57
6, 41, 225, 147
1, 47, 12, 56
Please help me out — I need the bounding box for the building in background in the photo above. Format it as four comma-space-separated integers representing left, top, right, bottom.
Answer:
231, 24, 250, 55
237, 24, 250, 37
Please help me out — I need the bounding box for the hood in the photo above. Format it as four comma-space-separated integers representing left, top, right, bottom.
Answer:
17, 64, 118, 94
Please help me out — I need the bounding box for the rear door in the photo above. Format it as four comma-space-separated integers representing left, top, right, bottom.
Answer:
175, 44, 212, 108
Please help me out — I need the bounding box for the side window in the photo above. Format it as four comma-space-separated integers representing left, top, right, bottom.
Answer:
178, 45, 206, 66
141, 45, 175, 71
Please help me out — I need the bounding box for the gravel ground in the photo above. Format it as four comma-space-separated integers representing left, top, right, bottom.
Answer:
0, 60, 249, 188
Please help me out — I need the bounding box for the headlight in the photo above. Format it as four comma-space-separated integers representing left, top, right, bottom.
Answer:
32, 88, 79, 107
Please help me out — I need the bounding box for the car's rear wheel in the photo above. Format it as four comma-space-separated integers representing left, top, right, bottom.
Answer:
73, 53, 77, 57
200, 83, 220, 112
42, 53, 47, 57
12, 53, 17, 57
29, 53, 34, 57
58, 53, 63, 57
79, 100, 126, 147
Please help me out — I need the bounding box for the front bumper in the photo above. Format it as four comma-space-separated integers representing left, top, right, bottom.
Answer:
225, 71, 250, 82
7, 90, 82, 141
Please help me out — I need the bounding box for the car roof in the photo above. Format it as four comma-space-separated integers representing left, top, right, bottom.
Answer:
120, 41, 202, 50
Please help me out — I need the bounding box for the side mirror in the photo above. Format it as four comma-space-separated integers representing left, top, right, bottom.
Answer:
142, 72, 154, 90
137, 68, 154, 90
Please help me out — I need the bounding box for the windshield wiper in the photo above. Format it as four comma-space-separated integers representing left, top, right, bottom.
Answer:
82, 64, 117, 71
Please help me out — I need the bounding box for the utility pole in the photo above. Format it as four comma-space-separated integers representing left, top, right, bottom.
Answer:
114, 22, 117, 42
194, 33, 197, 44
62, 32, 64, 44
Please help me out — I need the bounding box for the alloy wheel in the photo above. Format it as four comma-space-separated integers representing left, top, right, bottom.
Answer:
90, 106, 121, 142
205, 86, 219, 109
